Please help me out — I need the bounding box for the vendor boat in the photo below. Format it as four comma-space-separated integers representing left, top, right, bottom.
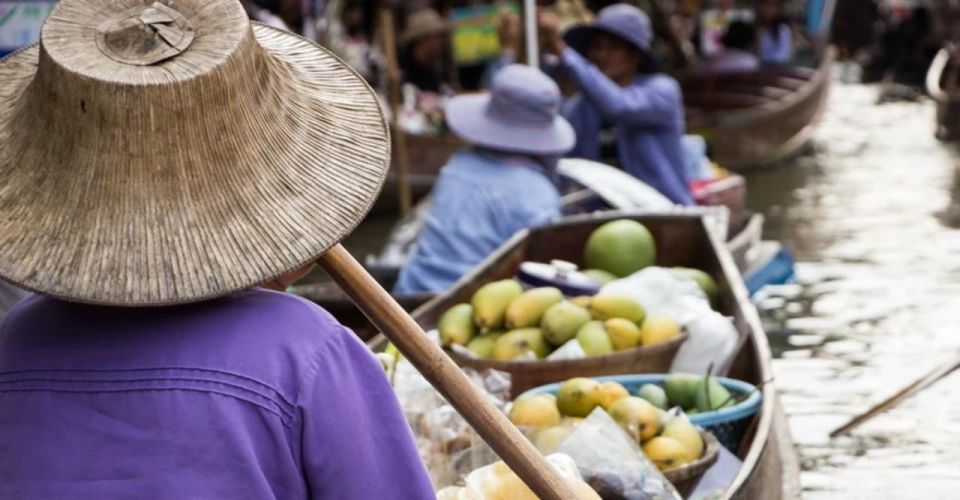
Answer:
368, 210, 801, 499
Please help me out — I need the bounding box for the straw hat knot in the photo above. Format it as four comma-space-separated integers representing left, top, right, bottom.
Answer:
0, 0, 390, 306
95, 2, 195, 66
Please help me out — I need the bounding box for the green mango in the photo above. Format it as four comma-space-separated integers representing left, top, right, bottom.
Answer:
636, 383, 669, 410
664, 373, 702, 410
694, 376, 734, 412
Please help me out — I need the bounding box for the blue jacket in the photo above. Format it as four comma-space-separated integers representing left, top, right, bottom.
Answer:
394, 149, 561, 294
560, 48, 694, 205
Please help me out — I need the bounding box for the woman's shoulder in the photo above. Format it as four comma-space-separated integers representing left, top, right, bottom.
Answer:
218, 288, 347, 342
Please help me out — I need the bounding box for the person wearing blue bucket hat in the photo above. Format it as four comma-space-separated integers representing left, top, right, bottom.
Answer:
395, 65, 575, 293
540, 3, 694, 205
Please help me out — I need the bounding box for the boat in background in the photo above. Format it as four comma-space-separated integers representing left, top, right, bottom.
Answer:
375, 52, 835, 210
682, 49, 835, 170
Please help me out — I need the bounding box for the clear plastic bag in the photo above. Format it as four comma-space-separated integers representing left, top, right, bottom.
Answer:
555, 409, 682, 500
391, 349, 512, 488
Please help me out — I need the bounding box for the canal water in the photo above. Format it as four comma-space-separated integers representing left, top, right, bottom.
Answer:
748, 75, 960, 498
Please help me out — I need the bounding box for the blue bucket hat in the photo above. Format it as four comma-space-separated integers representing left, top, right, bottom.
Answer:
564, 3, 653, 56
444, 65, 575, 156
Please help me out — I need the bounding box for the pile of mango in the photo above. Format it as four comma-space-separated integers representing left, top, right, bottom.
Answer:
509, 378, 708, 472
439, 279, 682, 361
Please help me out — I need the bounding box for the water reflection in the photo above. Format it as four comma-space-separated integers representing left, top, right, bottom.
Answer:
748, 77, 960, 498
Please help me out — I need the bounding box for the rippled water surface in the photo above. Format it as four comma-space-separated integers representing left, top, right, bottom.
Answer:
747, 76, 960, 499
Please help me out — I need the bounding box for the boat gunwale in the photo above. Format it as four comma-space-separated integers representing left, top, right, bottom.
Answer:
927, 47, 954, 104
697, 212, 778, 498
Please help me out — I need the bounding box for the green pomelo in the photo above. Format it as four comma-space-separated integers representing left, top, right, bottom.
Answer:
584, 220, 656, 278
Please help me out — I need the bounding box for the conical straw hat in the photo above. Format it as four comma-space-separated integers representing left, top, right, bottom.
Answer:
0, 0, 390, 306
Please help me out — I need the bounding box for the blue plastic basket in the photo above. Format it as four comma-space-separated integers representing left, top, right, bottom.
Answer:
518, 374, 762, 452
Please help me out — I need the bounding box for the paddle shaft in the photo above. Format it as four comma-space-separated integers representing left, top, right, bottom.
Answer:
523, 0, 539, 68
830, 354, 960, 437
318, 244, 578, 500
379, 8, 413, 216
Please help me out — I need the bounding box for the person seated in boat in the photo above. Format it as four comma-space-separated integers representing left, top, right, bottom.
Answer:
757, 0, 792, 65
394, 65, 575, 294
399, 8, 451, 94
699, 20, 760, 75
539, 3, 694, 205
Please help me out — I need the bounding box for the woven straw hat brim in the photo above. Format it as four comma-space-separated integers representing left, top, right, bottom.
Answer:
0, 23, 389, 306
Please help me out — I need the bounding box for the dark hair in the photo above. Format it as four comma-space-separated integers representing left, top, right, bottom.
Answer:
912, 6, 931, 31
597, 30, 662, 73
722, 20, 756, 50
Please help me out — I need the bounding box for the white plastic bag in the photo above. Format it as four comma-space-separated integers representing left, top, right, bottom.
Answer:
601, 267, 710, 324
546, 338, 588, 361
671, 311, 740, 375
601, 268, 740, 375
439, 453, 600, 500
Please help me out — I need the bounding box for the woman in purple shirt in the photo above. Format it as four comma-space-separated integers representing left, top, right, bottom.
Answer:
0, 0, 433, 498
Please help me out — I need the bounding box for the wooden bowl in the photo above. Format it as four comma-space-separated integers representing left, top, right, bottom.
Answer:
447, 333, 687, 397
663, 430, 721, 497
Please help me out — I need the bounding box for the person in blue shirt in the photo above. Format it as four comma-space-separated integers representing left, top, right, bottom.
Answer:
394, 64, 575, 294
540, 3, 694, 206
757, 0, 793, 65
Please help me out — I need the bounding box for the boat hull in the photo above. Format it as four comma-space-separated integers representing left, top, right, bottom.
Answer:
683, 49, 835, 171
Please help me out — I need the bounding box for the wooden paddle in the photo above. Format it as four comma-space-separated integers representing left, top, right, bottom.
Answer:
830, 354, 960, 438
318, 244, 578, 500
379, 8, 413, 216
523, 0, 540, 67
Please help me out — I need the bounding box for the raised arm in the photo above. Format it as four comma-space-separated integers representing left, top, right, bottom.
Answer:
559, 48, 681, 128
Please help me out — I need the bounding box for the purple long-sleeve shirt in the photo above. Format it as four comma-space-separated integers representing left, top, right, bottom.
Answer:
0, 288, 434, 499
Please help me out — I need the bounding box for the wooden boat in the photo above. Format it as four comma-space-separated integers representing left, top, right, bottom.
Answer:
367, 210, 800, 498
682, 49, 835, 170
297, 159, 764, 341
294, 208, 760, 342
926, 47, 960, 141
